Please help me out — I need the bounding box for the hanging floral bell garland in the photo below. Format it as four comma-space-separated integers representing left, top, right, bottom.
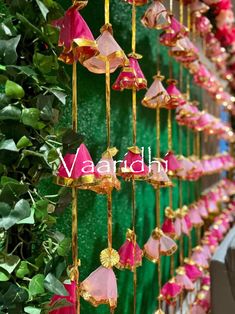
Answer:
142, 72, 170, 109
162, 207, 176, 239
148, 158, 173, 188
141, 0, 171, 29
159, 278, 183, 305
117, 229, 143, 270
163, 150, 181, 176
175, 266, 194, 291
52, 2, 98, 64
80, 248, 119, 309
165, 79, 186, 109
83, 23, 126, 73
144, 227, 177, 263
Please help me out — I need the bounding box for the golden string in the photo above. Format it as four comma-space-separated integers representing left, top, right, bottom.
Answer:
156, 107, 160, 158
179, 0, 183, 25
132, 0, 136, 54
105, 0, 110, 25
169, 0, 173, 12
156, 189, 162, 311
132, 89, 137, 146
132, 179, 137, 314
72, 51, 79, 314
106, 60, 111, 148
107, 192, 112, 249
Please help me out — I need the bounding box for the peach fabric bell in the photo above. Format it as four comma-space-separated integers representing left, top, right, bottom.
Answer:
83, 26, 126, 74
144, 227, 177, 262
112, 56, 147, 90
118, 146, 148, 180
148, 158, 173, 188
142, 73, 170, 109
160, 278, 183, 305
141, 0, 171, 29
80, 266, 117, 308
57, 143, 99, 188
52, 4, 98, 64
166, 79, 186, 109
91, 148, 121, 194
118, 229, 143, 270
175, 267, 194, 291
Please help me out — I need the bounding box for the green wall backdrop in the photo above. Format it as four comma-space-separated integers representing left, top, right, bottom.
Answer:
41, 1, 201, 313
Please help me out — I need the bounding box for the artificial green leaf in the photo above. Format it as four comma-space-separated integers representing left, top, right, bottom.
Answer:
29, 274, 45, 296
17, 136, 32, 149
4, 284, 28, 303
15, 261, 30, 279
17, 207, 35, 224
0, 181, 29, 204
0, 35, 21, 65
6, 65, 39, 82
36, 0, 49, 20
0, 93, 10, 108
24, 306, 41, 314
57, 238, 71, 257
0, 199, 31, 230
0, 139, 18, 152
0, 254, 20, 274
0, 105, 21, 121
44, 298, 72, 312
34, 200, 48, 220
21, 108, 40, 128
48, 87, 66, 105
47, 148, 59, 163
5, 80, 25, 99
0, 65, 6, 71
33, 53, 58, 74
0, 268, 10, 281
1, 176, 19, 185
44, 273, 68, 296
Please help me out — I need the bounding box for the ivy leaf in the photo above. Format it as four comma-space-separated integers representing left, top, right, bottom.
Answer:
0, 199, 31, 230
17, 136, 32, 149
0, 254, 20, 274
6, 65, 39, 83
17, 207, 35, 224
5, 80, 25, 99
33, 53, 58, 74
21, 108, 40, 128
47, 87, 66, 105
29, 274, 45, 296
57, 238, 71, 257
15, 261, 30, 279
44, 298, 73, 312
24, 306, 41, 314
34, 200, 48, 220
0, 139, 18, 152
44, 273, 68, 296
0, 105, 21, 121
0, 179, 29, 204
0, 35, 21, 65
36, 0, 49, 20
0, 267, 10, 281
4, 284, 28, 303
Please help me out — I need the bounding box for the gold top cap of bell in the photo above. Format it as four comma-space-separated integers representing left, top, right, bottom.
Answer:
73, 0, 88, 10
102, 147, 118, 158
126, 228, 136, 241
154, 309, 165, 314
165, 206, 175, 219
128, 52, 143, 59
166, 78, 178, 85
184, 257, 195, 265
100, 248, 120, 268
193, 245, 202, 252
152, 227, 164, 239
197, 291, 206, 300
176, 266, 186, 275
128, 146, 141, 154
153, 71, 165, 81
202, 285, 210, 291
100, 23, 113, 34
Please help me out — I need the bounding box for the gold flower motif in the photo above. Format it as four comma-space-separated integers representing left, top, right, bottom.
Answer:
100, 248, 120, 268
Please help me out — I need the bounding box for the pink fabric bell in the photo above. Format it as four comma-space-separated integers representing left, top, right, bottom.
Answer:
190, 303, 206, 314
174, 209, 190, 238
83, 26, 126, 73
188, 205, 204, 227
195, 15, 212, 35
50, 281, 76, 314
184, 259, 202, 282
118, 229, 143, 270
190, 0, 209, 15
141, 0, 171, 29
175, 267, 194, 291
166, 79, 186, 109
57, 143, 99, 187
216, 9, 234, 28
142, 73, 170, 109
112, 56, 147, 90
80, 266, 117, 308
162, 217, 176, 238
191, 246, 209, 269
144, 227, 177, 262
163, 151, 181, 176
160, 278, 183, 305
119, 146, 148, 180
52, 4, 98, 64
176, 156, 195, 180
197, 200, 208, 218
160, 16, 188, 47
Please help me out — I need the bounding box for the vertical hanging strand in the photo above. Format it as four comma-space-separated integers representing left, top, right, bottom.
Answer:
72, 49, 80, 314
132, 0, 137, 146
132, 179, 137, 314
156, 107, 162, 311
106, 59, 111, 148
196, 132, 201, 244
